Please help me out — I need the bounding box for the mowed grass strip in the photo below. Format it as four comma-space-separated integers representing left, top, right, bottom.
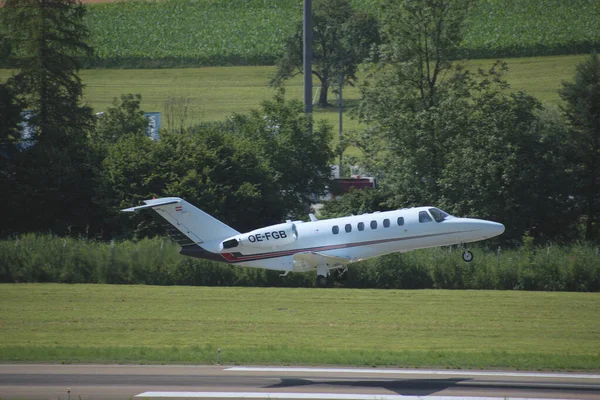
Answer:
0, 55, 587, 152
1, 284, 598, 370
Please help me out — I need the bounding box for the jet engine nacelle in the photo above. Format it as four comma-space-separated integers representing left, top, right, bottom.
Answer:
220, 222, 298, 251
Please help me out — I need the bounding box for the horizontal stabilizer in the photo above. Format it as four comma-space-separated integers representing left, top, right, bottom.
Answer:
121, 197, 240, 247
121, 198, 180, 212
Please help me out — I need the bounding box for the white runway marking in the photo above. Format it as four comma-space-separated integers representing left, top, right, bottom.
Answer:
225, 367, 600, 380
134, 393, 570, 400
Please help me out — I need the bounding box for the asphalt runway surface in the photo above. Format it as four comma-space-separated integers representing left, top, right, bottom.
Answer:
1, 364, 599, 400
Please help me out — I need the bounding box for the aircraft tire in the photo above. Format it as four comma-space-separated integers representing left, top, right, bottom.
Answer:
316, 275, 329, 288
462, 250, 474, 262
333, 269, 348, 281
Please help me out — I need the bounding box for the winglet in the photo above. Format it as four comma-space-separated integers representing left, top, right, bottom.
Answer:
121, 197, 181, 212
309, 213, 318, 222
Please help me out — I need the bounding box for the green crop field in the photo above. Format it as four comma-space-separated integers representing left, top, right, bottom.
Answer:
459, 0, 600, 59
1, 284, 599, 370
83, 0, 298, 67
75, 0, 600, 68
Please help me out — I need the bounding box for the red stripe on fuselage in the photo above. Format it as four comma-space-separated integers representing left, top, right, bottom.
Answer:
219, 230, 476, 263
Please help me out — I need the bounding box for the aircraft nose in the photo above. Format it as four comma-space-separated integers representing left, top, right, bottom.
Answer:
483, 221, 505, 238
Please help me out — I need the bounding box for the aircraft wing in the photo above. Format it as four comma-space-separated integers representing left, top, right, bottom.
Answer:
293, 251, 351, 272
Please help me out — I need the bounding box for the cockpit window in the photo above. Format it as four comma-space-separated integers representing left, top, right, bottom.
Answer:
419, 211, 433, 223
429, 208, 449, 222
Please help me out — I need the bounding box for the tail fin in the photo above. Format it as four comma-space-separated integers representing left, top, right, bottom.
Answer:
122, 197, 240, 246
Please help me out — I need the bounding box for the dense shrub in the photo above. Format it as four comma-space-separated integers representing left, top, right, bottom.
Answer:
1, 235, 599, 291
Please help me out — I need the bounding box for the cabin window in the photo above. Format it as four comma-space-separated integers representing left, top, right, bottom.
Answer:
358, 222, 365, 231
383, 218, 390, 228
332, 225, 339, 234
419, 211, 433, 223
397, 217, 404, 226
370, 220, 378, 229
429, 208, 449, 222
345, 224, 352, 233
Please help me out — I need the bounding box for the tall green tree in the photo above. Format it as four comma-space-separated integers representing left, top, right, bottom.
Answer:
357, 61, 576, 242
559, 52, 600, 241
438, 69, 576, 242
271, 0, 379, 107
1, 0, 97, 236
355, 0, 576, 242
354, 0, 470, 200
374, 0, 469, 108
2, 0, 94, 143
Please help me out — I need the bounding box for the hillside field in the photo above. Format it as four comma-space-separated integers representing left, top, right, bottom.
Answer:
1, 284, 598, 370
0, 54, 587, 137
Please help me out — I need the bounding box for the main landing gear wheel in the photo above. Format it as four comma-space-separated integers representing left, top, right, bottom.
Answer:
462, 250, 474, 262
332, 266, 349, 282
316, 275, 329, 288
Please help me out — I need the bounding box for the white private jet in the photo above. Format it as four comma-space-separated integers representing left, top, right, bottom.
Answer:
122, 197, 505, 287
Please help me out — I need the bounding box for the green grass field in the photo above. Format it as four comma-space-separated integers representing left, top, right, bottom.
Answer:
0, 54, 587, 139
1, 284, 599, 370
72, 54, 592, 131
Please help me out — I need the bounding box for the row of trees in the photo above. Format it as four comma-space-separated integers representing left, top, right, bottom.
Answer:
1, 0, 600, 249
0, 0, 333, 239
1, 87, 334, 239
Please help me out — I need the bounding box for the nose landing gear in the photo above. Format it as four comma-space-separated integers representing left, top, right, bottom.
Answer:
462, 249, 474, 262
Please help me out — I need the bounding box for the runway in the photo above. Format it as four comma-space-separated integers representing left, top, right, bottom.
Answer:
1, 364, 599, 400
